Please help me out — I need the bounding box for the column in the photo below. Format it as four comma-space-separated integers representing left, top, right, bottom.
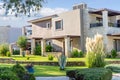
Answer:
102, 10, 108, 28
41, 39, 46, 56
65, 36, 71, 57
31, 38, 35, 54
9, 44, 13, 55
102, 10, 108, 51
22, 26, 26, 36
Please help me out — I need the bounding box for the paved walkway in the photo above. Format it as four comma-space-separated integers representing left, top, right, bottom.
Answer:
36, 74, 120, 80
36, 76, 69, 80
112, 74, 120, 80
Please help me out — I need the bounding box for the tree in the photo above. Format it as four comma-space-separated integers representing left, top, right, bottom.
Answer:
0, 43, 9, 56
17, 36, 27, 55
2, 0, 45, 16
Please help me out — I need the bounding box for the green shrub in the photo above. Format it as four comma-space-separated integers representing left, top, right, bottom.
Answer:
6, 51, 11, 57
48, 54, 54, 61
71, 49, 84, 58
12, 63, 26, 80
66, 68, 112, 80
12, 63, 35, 80
111, 49, 117, 58
34, 45, 41, 55
86, 34, 105, 68
0, 43, 9, 56
105, 64, 120, 73
0, 67, 19, 80
13, 50, 20, 55
46, 45, 52, 52
105, 53, 112, 58
71, 49, 79, 57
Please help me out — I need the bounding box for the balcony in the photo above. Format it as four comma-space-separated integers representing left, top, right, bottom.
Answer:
90, 23, 103, 28
108, 22, 120, 28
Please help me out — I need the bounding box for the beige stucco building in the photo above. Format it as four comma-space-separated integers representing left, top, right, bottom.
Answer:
28, 3, 120, 56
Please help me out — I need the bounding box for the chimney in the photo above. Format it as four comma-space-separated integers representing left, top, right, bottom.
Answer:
73, 3, 87, 10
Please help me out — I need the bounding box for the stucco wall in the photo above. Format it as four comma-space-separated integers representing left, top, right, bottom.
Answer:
51, 9, 81, 37
32, 19, 52, 38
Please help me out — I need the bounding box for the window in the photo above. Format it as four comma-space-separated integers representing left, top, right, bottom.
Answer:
96, 17, 102, 23
46, 22, 51, 29
55, 20, 63, 30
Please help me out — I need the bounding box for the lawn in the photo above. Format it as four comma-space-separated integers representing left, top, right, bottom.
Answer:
0, 55, 120, 62
0, 63, 86, 76
0, 55, 85, 62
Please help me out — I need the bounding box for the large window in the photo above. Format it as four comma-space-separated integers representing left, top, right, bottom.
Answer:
55, 20, 63, 30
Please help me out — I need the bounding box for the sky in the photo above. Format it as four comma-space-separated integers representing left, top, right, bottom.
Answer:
0, 0, 120, 27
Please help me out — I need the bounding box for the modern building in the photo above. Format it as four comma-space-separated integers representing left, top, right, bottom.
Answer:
0, 26, 22, 44
28, 3, 120, 56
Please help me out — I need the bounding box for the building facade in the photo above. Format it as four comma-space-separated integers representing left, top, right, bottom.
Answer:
28, 3, 120, 56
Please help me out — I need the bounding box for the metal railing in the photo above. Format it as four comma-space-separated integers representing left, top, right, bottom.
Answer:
108, 22, 120, 28
90, 23, 103, 28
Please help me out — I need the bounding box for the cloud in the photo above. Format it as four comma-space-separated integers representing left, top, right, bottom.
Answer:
40, 7, 68, 16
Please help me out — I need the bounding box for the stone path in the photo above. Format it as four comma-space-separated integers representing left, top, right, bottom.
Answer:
112, 74, 120, 80
36, 74, 120, 80
36, 76, 69, 80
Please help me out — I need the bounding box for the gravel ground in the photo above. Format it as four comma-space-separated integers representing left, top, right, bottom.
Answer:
36, 74, 120, 80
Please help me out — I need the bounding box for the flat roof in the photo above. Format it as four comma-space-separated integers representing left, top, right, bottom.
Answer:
28, 14, 57, 23
107, 33, 120, 37
89, 8, 120, 16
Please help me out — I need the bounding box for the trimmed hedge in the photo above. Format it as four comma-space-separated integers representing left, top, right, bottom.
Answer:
66, 68, 112, 80
105, 64, 120, 73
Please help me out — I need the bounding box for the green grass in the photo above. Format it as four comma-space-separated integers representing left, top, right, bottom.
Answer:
0, 55, 85, 62
0, 63, 86, 76
1, 55, 120, 62
34, 65, 86, 76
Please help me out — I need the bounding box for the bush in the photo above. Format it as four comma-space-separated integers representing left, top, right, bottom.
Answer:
46, 45, 52, 52
71, 49, 84, 58
48, 54, 54, 61
111, 49, 117, 58
0, 43, 9, 56
105, 64, 120, 73
66, 68, 112, 80
86, 34, 105, 68
0, 67, 19, 80
13, 50, 20, 55
34, 45, 41, 55
105, 53, 112, 58
12, 63, 35, 80
6, 51, 11, 57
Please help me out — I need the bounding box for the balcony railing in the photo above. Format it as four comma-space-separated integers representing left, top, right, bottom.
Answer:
90, 23, 103, 28
108, 22, 120, 28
